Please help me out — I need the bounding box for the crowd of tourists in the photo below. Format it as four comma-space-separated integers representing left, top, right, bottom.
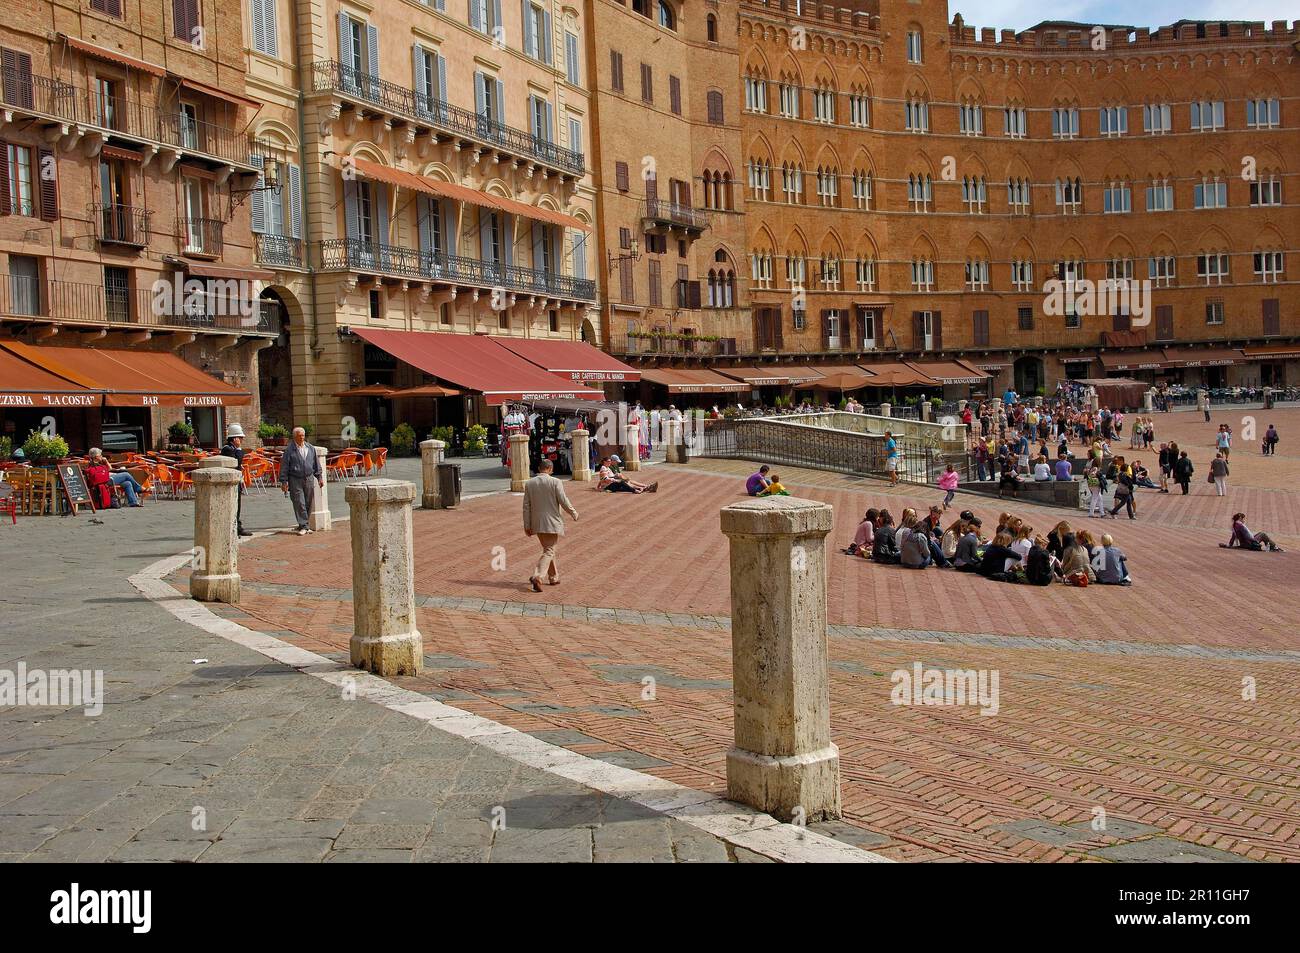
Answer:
845, 507, 1132, 586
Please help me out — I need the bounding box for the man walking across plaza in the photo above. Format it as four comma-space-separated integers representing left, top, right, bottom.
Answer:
522, 458, 578, 593
280, 426, 323, 536
221, 423, 253, 537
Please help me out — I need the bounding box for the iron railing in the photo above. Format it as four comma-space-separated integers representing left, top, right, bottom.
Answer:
0, 274, 282, 334
93, 204, 151, 246
693, 414, 969, 485
642, 199, 709, 231
317, 238, 597, 301
0, 67, 254, 166
180, 218, 224, 257
312, 60, 584, 175
255, 234, 305, 269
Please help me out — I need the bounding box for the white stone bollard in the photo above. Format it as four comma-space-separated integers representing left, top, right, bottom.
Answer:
570, 429, 592, 482
957, 399, 968, 414
1143, 389, 1155, 414
345, 479, 422, 676
920, 401, 932, 421
879, 402, 891, 418
508, 433, 530, 493
664, 419, 683, 464
623, 424, 641, 472
419, 439, 446, 508
191, 458, 242, 603
720, 496, 841, 823
310, 445, 332, 532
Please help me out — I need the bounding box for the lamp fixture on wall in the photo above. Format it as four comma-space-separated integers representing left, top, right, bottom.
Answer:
606, 238, 641, 273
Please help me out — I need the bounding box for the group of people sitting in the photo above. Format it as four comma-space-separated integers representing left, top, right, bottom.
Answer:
847, 508, 1133, 587
595, 455, 658, 494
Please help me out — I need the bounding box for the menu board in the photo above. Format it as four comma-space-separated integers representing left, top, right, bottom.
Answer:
57, 463, 95, 514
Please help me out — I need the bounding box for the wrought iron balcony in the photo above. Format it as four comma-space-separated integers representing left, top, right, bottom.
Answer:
312, 60, 584, 177
318, 238, 597, 302
93, 204, 151, 247
0, 274, 279, 335
255, 233, 305, 269
0, 67, 255, 168
180, 218, 224, 258
641, 199, 709, 233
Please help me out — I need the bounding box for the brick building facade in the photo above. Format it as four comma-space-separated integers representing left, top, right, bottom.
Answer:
0, 0, 279, 451
730, 0, 1299, 395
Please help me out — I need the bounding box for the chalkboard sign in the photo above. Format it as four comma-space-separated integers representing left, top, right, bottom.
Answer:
56, 463, 95, 515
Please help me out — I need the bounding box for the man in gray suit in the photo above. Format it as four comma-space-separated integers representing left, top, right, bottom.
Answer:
279, 426, 323, 536
522, 458, 578, 592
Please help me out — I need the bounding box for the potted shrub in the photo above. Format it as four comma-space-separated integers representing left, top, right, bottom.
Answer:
463, 424, 488, 457
167, 421, 195, 451
0, 435, 11, 461
356, 425, 379, 449
22, 430, 70, 466
428, 425, 455, 447
257, 421, 289, 447
390, 422, 416, 456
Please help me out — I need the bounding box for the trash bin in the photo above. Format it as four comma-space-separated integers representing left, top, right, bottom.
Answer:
437, 462, 461, 509
676, 433, 690, 464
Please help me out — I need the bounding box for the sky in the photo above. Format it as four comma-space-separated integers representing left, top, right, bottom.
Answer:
951, 1, 1295, 32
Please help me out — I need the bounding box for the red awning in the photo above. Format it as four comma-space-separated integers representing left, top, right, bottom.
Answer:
348, 158, 590, 231
172, 75, 263, 111
0, 342, 250, 407
639, 368, 748, 393
1161, 347, 1244, 368
0, 347, 102, 407
904, 360, 991, 385
60, 35, 165, 76
1098, 349, 1171, 371
717, 366, 793, 386
350, 329, 602, 404
857, 362, 940, 387
1243, 345, 1300, 360
491, 339, 639, 382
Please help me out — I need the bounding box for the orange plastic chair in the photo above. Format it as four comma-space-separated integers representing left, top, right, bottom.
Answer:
372, 447, 388, 473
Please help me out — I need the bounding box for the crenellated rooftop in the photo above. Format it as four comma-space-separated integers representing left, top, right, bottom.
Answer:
741, 0, 881, 37
948, 14, 1299, 52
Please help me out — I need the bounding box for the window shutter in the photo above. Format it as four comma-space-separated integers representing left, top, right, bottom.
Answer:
0, 143, 11, 216
1155, 305, 1173, 340
610, 51, 623, 91
615, 162, 628, 191
913, 311, 925, 349
648, 258, 660, 306
773, 306, 783, 348
35, 147, 58, 221
491, 0, 503, 35
366, 24, 380, 80
343, 179, 359, 240
441, 200, 457, 256
494, 78, 505, 124
686, 280, 701, 309
2, 49, 33, 110
645, 171, 657, 202
288, 163, 302, 239
641, 63, 652, 103
436, 54, 447, 107
474, 72, 486, 115
1263, 298, 1280, 337
375, 184, 389, 247
250, 154, 266, 233
932, 310, 943, 351
469, 0, 482, 32
619, 258, 633, 303
531, 220, 543, 269
521, 0, 535, 58
572, 230, 587, 280
501, 213, 513, 266
708, 90, 723, 124
541, 10, 552, 64
821, 310, 831, 350
973, 309, 988, 346
669, 76, 681, 115
418, 195, 434, 253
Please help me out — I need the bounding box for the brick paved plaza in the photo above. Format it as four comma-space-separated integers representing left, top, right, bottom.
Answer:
2, 409, 1296, 863
168, 408, 1300, 862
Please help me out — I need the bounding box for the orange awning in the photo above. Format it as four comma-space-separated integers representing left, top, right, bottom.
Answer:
1, 342, 251, 407
348, 158, 590, 231
334, 384, 398, 398
640, 368, 748, 393
60, 35, 165, 77
0, 347, 101, 408
904, 360, 991, 385
856, 362, 940, 387
492, 339, 639, 382
717, 366, 793, 386
390, 384, 462, 398
172, 75, 262, 111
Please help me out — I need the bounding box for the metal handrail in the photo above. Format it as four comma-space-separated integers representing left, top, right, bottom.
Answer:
92, 203, 152, 245
255, 234, 304, 269
642, 199, 709, 230
317, 237, 596, 301
313, 60, 584, 175
180, 218, 224, 257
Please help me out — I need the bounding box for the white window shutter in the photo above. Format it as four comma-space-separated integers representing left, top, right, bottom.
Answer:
249, 154, 266, 233
288, 163, 302, 239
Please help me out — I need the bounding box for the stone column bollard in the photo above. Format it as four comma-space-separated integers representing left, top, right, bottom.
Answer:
191, 457, 242, 603
508, 433, 531, 493
957, 399, 968, 414
1143, 389, 1155, 414
1196, 388, 1208, 413
879, 402, 891, 417
623, 424, 641, 471
664, 419, 682, 464
720, 497, 841, 823
570, 429, 592, 481
920, 400, 932, 421
1089, 388, 1100, 413
309, 445, 331, 532
345, 479, 422, 676
419, 439, 446, 508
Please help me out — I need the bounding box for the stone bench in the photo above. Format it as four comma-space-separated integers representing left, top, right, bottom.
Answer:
958, 477, 1086, 509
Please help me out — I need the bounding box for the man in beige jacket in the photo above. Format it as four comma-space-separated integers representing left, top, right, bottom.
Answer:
522, 458, 579, 592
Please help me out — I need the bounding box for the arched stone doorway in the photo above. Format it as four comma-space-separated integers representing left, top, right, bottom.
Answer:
257, 286, 297, 427
1014, 355, 1044, 397
580, 316, 597, 345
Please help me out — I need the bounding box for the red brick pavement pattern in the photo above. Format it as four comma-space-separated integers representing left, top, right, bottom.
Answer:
236, 462, 1300, 651
195, 586, 1300, 862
